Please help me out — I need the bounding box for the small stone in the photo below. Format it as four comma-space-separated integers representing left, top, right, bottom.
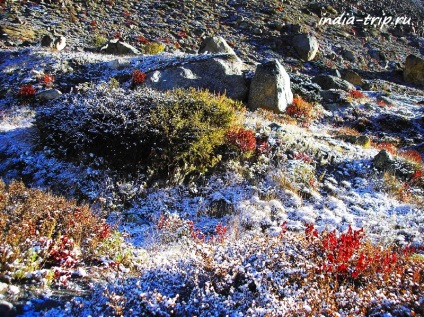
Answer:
404, 54, 424, 86
0, 282, 7, 294
0, 300, 14, 317
54, 36, 66, 51
101, 39, 141, 55
41, 34, 54, 48
343, 50, 356, 62
356, 135, 371, 147
198, 36, 237, 56
37, 89, 62, 101
312, 75, 354, 91
342, 70, 363, 86
7, 285, 19, 295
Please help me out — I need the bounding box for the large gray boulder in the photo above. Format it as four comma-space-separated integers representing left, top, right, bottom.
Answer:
146, 55, 248, 100
101, 39, 140, 55
248, 59, 293, 113
292, 33, 319, 61
404, 54, 424, 86
198, 36, 237, 56
312, 75, 354, 91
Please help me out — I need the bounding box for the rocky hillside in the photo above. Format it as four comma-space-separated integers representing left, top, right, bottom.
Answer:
0, 1, 423, 316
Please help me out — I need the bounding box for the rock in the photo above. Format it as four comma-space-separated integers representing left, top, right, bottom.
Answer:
146, 55, 248, 100
312, 75, 354, 91
101, 38, 141, 55
320, 89, 344, 103
198, 36, 237, 56
0, 300, 14, 317
37, 89, 62, 101
329, 69, 341, 77
373, 150, 395, 171
7, 285, 19, 295
0, 282, 7, 294
54, 35, 66, 51
342, 70, 363, 86
404, 54, 424, 86
343, 50, 356, 62
292, 33, 319, 61
41, 34, 54, 47
356, 135, 371, 147
248, 59, 293, 113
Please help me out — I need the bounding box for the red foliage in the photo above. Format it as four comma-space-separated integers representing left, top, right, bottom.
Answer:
321, 226, 365, 275
375, 142, 398, 155
187, 220, 205, 243
138, 35, 150, 44
226, 128, 257, 153
293, 151, 313, 163
132, 69, 146, 86
17, 84, 36, 98
256, 139, 271, 154
412, 170, 423, 183
399, 149, 422, 164
377, 99, 387, 107
278, 221, 288, 240
48, 236, 78, 268
214, 222, 228, 243
40, 73, 55, 87
305, 223, 318, 240
177, 31, 187, 38
97, 223, 111, 240
349, 89, 365, 99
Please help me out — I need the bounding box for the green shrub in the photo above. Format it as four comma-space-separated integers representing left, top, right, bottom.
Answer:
142, 42, 165, 55
92, 34, 108, 47
36, 86, 241, 184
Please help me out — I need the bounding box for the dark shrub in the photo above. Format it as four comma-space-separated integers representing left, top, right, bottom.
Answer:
36, 85, 241, 183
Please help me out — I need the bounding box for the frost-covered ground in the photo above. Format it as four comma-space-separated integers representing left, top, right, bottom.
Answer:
0, 48, 423, 316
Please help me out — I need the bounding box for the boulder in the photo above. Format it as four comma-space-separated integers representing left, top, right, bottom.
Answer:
320, 89, 344, 103
404, 54, 424, 86
41, 34, 54, 47
312, 75, 354, 91
54, 35, 66, 51
101, 39, 141, 55
146, 55, 248, 100
373, 150, 395, 171
37, 89, 62, 101
198, 36, 237, 56
342, 70, 363, 86
248, 59, 293, 113
292, 33, 319, 61
0, 300, 14, 317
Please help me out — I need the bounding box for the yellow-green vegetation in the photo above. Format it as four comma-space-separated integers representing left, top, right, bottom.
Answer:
0, 180, 125, 280
148, 88, 242, 182
92, 34, 108, 47
142, 42, 165, 55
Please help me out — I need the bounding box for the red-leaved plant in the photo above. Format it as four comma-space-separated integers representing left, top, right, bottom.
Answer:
226, 128, 256, 153
17, 84, 36, 99
131, 69, 146, 88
